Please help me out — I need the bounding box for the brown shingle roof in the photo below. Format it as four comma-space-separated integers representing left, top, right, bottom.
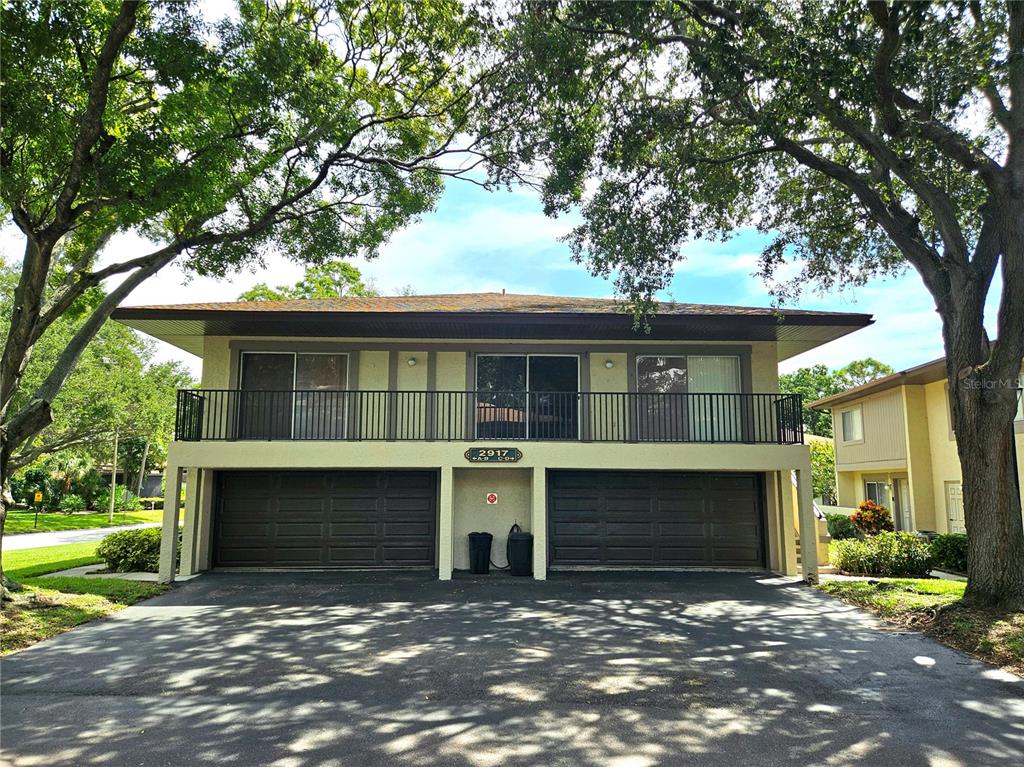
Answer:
119, 292, 857, 317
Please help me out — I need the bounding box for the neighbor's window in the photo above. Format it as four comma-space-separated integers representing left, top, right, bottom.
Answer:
1016, 374, 1024, 421
841, 407, 863, 442
864, 480, 891, 509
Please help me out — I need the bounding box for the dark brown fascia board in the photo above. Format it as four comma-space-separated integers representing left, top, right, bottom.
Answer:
111, 306, 873, 328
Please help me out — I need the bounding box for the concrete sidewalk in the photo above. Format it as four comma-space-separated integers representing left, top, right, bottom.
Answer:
4, 522, 160, 550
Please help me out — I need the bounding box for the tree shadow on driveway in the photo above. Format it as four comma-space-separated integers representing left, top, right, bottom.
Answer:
2, 571, 1022, 766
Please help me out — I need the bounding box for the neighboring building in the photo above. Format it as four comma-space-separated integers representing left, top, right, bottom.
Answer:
112, 293, 871, 582
809, 357, 1024, 534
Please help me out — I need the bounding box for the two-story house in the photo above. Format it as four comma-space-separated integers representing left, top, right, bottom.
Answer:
112, 292, 872, 583
810, 356, 1024, 534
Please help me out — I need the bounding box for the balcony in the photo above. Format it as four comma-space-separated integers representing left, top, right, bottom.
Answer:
175, 389, 804, 444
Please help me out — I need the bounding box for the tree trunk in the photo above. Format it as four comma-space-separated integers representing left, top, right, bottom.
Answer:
949, 364, 1024, 609
0, 457, 20, 601
136, 440, 150, 497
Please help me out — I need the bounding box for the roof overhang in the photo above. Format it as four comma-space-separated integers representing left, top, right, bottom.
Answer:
808, 357, 947, 410
113, 306, 873, 360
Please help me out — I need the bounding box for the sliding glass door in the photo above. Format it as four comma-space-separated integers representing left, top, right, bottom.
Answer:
636, 354, 742, 441
238, 352, 348, 439
475, 355, 579, 439
239, 353, 294, 439
687, 355, 741, 441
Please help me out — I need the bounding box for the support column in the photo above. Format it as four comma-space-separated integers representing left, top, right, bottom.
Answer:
438, 466, 454, 580
195, 470, 215, 571
179, 467, 202, 575
764, 472, 781, 573
796, 461, 819, 583
531, 467, 547, 580
158, 465, 184, 584
777, 471, 798, 576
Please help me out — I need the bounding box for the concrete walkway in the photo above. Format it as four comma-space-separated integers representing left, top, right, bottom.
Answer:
2, 570, 1021, 767
4, 522, 159, 550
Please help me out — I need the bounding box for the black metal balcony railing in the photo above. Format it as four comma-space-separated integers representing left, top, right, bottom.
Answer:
176, 389, 804, 444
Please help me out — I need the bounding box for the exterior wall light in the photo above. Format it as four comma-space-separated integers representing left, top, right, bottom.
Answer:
605, 360, 614, 369
407, 357, 417, 366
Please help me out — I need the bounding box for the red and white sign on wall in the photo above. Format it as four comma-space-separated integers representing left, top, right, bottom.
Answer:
485, 492, 498, 505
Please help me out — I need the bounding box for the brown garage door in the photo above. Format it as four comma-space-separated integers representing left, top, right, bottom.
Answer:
548, 471, 764, 568
214, 471, 437, 568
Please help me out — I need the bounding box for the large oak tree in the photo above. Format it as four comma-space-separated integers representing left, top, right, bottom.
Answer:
0, 0, 506, 594
480, 1, 1024, 606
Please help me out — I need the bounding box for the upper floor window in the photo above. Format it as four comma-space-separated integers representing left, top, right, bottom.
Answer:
840, 406, 863, 443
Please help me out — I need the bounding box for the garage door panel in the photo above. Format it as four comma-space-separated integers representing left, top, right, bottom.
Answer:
214, 471, 437, 568
550, 471, 764, 568
657, 522, 707, 536
551, 520, 601, 536
329, 521, 377, 536
381, 545, 434, 565
604, 546, 657, 562
605, 521, 655, 536
383, 521, 433, 537
274, 523, 325, 538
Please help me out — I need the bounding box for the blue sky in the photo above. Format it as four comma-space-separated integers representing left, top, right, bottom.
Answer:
111, 178, 971, 377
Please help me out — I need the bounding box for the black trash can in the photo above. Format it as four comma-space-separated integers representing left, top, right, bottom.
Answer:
507, 530, 533, 576
468, 532, 493, 574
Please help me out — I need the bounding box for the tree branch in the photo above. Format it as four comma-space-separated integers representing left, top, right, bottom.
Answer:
47, 0, 140, 237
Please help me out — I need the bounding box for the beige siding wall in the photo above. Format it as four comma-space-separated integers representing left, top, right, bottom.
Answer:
833, 389, 907, 471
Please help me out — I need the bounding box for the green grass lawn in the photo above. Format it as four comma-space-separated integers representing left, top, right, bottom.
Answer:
1, 541, 167, 655
5, 507, 168, 535
820, 578, 1024, 676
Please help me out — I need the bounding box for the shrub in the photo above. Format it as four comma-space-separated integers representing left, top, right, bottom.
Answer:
825, 513, 858, 540
138, 497, 164, 510
10, 466, 48, 506
829, 531, 932, 577
930, 533, 968, 573
58, 494, 87, 513
94, 485, 143, 512
97, 528, 164, 572
74, 468, 106, 509
850, 500, 894, 535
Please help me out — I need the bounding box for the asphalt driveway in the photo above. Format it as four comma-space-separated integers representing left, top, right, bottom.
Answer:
2, 571, 1021, 767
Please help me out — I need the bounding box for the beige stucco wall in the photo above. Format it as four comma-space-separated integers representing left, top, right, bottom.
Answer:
750, 342, 779, 392
833, 389, 907, 471
452, 468, 532, 571
200, 337, 232, 388
922, 379, 960, 532
435, 351, 467, 390
357, 350, 389, 389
